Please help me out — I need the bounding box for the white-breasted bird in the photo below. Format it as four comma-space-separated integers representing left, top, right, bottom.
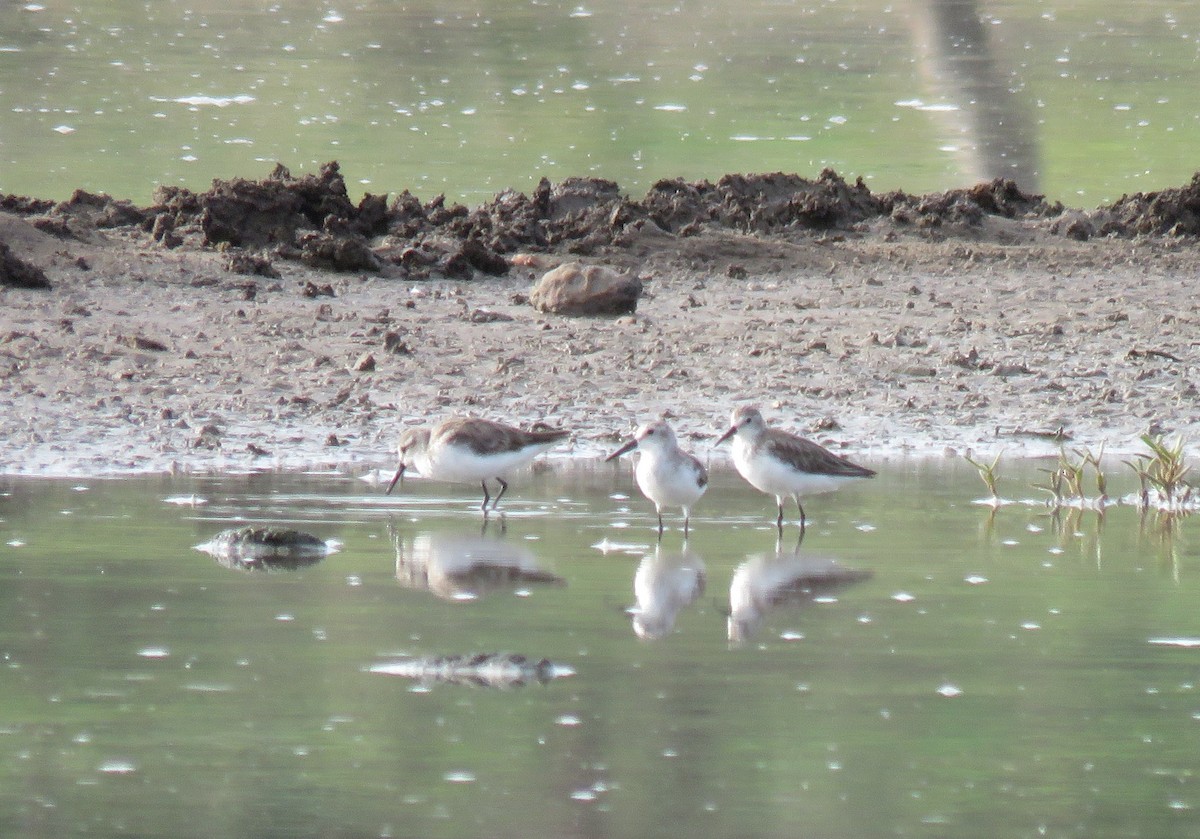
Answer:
386, 416, 569, 512
716, 406, 874, 531
606, 420, 708, 535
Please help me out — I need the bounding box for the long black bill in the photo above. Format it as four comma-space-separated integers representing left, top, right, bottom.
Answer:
385, 464, 406, 495
715, 426, 737, 445
604, 439, 638, 462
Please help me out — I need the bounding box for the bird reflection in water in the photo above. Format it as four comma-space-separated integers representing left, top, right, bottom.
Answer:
727, 532, 872, 643
390, 524, 564, 601
627, 541, 707, 640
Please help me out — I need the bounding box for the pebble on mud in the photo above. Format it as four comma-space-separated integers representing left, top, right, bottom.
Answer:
529, 262, 643, 316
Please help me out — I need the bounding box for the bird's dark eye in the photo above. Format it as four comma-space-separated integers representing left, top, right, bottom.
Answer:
646, 429, 655, 436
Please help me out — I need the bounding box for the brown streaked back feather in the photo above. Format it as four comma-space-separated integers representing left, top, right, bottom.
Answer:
434, 417, 569, 456
764, 430, 876, 478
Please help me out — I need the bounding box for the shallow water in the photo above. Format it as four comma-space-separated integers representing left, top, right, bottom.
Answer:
1, 0, 1197, 204
3, 461, 1200, 838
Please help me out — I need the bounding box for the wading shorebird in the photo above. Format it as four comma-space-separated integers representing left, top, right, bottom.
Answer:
606, 420, 708, 536
716, 406, 875, 532
385, 417, 569, 513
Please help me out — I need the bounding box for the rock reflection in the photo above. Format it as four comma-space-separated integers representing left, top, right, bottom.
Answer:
370, 653, 574, 689
727, 536, 871, 643
195, 526, 337, 572
629, 542, 706, 640
391, 525, 564, 600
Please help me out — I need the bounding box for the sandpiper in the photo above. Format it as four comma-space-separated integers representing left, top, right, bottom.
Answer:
606, 420, 708, 535
716, 406, 875, 531
385, 416, 569, 512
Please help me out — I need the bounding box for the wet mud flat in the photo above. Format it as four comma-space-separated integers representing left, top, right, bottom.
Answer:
1, 163, 1199, 475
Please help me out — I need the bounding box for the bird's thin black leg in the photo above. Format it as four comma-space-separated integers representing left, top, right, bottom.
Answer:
480, 480, 491, 513
492, 477, 509, 510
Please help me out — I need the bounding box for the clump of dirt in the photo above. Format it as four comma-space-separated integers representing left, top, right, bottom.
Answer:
1092, 173, 1200, 236
148, 161, 363, 248
0, 240, 50, 288
2, 163, 1199, 285
0, 195, 56, 215
885, 179, 1061, 227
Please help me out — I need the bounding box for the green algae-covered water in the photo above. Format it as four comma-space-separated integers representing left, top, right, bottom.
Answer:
1, 0, 1197, 204
3, 461, 1200, 838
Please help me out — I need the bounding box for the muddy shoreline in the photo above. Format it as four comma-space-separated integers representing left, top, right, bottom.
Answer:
2, 164, 1199, 477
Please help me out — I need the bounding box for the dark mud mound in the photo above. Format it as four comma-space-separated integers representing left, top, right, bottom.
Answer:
0, 240, 50, 289
149, 161, 375, 247
1093, 173, 1200, 236
0, 189, 147, 241
631, 170, 885, 234
5, 163, 1200, 283
885, 179, 1060, 226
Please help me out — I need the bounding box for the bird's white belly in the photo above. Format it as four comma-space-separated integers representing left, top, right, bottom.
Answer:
732, 439, 848, 498
427, 443, 545, 483
636, 455, 704, 509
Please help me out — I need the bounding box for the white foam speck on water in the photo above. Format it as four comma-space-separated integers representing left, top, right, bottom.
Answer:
1002, 539, 1019, 546
895, 98, 960, 112
1021, 622, 1041, 631
590, 538, 647, 555
654, 103, 686, 112
856, 523, 877, 532
1149, 638, 1200, 648
184, 682, 234, 693
163, 494, 207, 506
155, 94, 255, 107
936, 684, 963, 698
136, 646, 170, 659
275, 613, 295, 622
443, 771, 475, 783
556, 714, 582, 727
965, 574, 989, 585
780, 630, 805, 641
571, 789, 598, 801
6, 539, 25, 548
54, 125, 75, 134
97, 760, 137, 775
813, 596, 838, 604
892, 592, 915, 602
